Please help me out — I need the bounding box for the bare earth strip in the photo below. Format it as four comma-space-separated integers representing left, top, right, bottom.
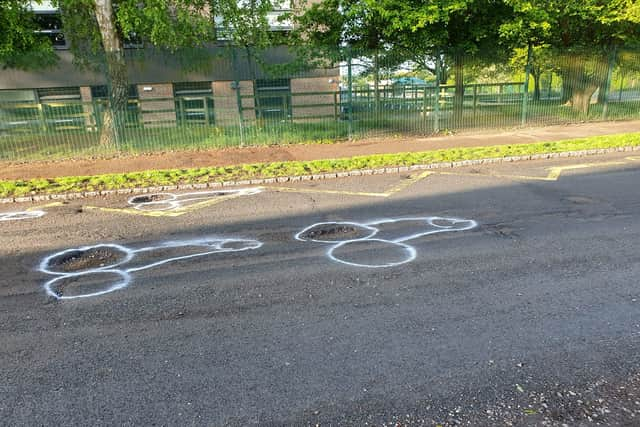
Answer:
1, 120, 639, 180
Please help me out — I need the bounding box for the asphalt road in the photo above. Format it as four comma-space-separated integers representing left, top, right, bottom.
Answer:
2, 152, 640, 426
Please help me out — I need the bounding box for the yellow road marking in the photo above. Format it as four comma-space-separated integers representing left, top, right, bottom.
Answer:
627, 156, 640, 161
384, 171, 433, 195
26, 202, 64, 211
437, 171, 555, 181
271, 186, 390, 198
85, 193, 244, 217
273, 171, 433, 198
439, 161, 627, 182
545, 161, 627, 180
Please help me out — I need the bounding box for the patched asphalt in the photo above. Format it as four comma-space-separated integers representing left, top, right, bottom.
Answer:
1, 152, 640, 426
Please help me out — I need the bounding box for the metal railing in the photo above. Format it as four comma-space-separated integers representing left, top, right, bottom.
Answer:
1, 51, 640, 161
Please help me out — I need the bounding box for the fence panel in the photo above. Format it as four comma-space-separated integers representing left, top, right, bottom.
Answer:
1, 49, 639, 161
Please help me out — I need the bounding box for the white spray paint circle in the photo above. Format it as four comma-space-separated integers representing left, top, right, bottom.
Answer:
0, 211, 46, 221
44, 269, 132, 300
127, 188, 263, 212
327, 238, 417, 268
294, 221, 378, 243
39, 243, 134, 276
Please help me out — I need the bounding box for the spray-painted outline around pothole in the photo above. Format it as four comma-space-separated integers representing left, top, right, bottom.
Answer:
39, 237, 263, 300
295, 216, 478, 268
126, 188, 263, 212
0, 210, 46, 221
85, 188, 264, 217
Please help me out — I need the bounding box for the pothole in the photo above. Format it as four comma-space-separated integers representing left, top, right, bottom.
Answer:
46, 245, 130, 273
565, 196, 595, 205
299, 223, 376, 242
485, 224, 519, 238
130, 193, 174, 204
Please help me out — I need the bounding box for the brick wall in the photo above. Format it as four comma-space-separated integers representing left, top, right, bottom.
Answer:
212, 80, 256, 125
290, 77, 339, 119
136, 83, 176, 128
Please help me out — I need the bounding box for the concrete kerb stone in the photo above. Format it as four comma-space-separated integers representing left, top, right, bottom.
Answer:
2, 145, 639, 205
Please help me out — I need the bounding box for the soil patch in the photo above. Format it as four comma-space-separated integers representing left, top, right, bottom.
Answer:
130, 193, 174, 204
301, 224, 372, 241
3, 120, 639, 180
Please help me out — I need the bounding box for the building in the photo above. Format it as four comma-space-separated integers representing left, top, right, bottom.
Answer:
0, 1, 339, 133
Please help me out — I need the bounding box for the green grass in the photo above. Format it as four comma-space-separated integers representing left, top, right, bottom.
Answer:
2, 131, 639, 198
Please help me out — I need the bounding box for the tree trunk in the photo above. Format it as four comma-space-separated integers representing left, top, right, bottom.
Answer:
94, 0, 127, 146
597, 51, 616, 105
570, 83, 598, 115
453, 54, 464, 124
560, 76, 572, 104
532, 67, 541, 102
560, 63, 598, 115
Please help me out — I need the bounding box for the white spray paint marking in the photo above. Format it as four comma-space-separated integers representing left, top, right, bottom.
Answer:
0, 210, 46, 222
39, 237, 263, 300
296, 216, 477, 268
127, 188, 263, 212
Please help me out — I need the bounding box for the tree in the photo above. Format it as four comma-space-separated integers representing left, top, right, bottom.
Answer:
50, 0, 227, 144
290, 0, 392, 112
509, 45, 555, 101
502, 0, 640, 114
0, 0, 57, 70
374, 0, 515, 119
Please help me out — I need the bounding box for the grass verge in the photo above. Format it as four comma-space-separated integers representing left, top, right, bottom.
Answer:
2, 132, 639, 198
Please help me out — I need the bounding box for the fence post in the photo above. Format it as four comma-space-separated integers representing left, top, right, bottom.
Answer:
231, 49, 245, 146
347, 48, 354, 139
618, 74, 624, 102
472, 84, 478, 124
177, 97, 185, 126
601, 47, 616, 120
521, 43, 532, 126
204, 97, 211, 126
434, 51, 441, 133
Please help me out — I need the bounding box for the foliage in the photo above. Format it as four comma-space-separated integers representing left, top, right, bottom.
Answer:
3, 132, 640, 197
501, 0, 640, 112
0, 0, 58, 69
502, 0, 640, 53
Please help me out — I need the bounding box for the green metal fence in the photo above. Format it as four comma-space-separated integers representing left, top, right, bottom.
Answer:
1, 49, 639, 161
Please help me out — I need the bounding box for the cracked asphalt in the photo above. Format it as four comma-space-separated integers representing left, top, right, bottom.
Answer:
1, 152, 640, 426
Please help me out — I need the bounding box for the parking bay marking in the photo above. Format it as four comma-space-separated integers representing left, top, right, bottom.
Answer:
438, 160, 628, 182
272, 170, 433, 198
85, 189, 261, 217
82, 158, 636, 217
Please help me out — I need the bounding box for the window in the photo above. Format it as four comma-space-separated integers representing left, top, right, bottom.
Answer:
34, 13, 68, 49
255, 78, 291, 120
37, 87, 81, 101
90, 85, 140, 126
173, 82, 215, 125
90, 85, 139, 100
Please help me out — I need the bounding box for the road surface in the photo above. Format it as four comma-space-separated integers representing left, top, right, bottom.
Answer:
2, 152, 640, 426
